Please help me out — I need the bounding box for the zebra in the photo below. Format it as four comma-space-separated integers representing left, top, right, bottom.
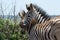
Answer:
19, 3, 50, 32
19, 3, 60, 40
29, 18, 60, 40
26, 3, 51, 23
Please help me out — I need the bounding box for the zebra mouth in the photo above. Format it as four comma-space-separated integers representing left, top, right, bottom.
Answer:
20, 20, 30, 29
20, 22, 27, 30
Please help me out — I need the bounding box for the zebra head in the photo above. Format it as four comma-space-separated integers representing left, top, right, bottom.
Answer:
19, 10, 37, 31
19, 3, 50, 32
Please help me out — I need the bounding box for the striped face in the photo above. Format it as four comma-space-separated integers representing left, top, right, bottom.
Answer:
19, 10, 37, 31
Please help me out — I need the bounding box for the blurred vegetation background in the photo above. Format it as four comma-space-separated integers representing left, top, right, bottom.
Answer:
0, 0, 28, 40
0, 18, 28, 40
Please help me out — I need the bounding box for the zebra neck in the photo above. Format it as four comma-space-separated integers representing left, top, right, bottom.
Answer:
37, 14, 50, 23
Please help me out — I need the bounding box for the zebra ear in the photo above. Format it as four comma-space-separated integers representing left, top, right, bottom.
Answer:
18, 10, 26, 19
26, 3, 33, 11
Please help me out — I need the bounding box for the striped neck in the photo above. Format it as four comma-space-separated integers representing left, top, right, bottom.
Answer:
34, 10, 51, 24
30, 4, 51, 23
37, 13, 50, 23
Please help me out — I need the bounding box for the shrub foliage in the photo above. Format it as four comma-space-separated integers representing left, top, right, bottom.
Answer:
0, 18, 28, 40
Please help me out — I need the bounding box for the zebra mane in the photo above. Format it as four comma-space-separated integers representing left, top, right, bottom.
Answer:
31, 4, 50, 19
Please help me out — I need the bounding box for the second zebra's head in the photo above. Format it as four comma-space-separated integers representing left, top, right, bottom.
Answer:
18, 10, 37, 31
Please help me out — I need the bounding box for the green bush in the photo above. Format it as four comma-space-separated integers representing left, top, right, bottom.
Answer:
0, 18, 4, 28
0, 18, 28, 40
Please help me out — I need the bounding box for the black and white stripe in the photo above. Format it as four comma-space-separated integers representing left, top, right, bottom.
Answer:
32, 5, 51, 24
29, 17, 60, 40
19, 3, 60, 40
26, 3, 51, 24
26, 4, 60, 40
